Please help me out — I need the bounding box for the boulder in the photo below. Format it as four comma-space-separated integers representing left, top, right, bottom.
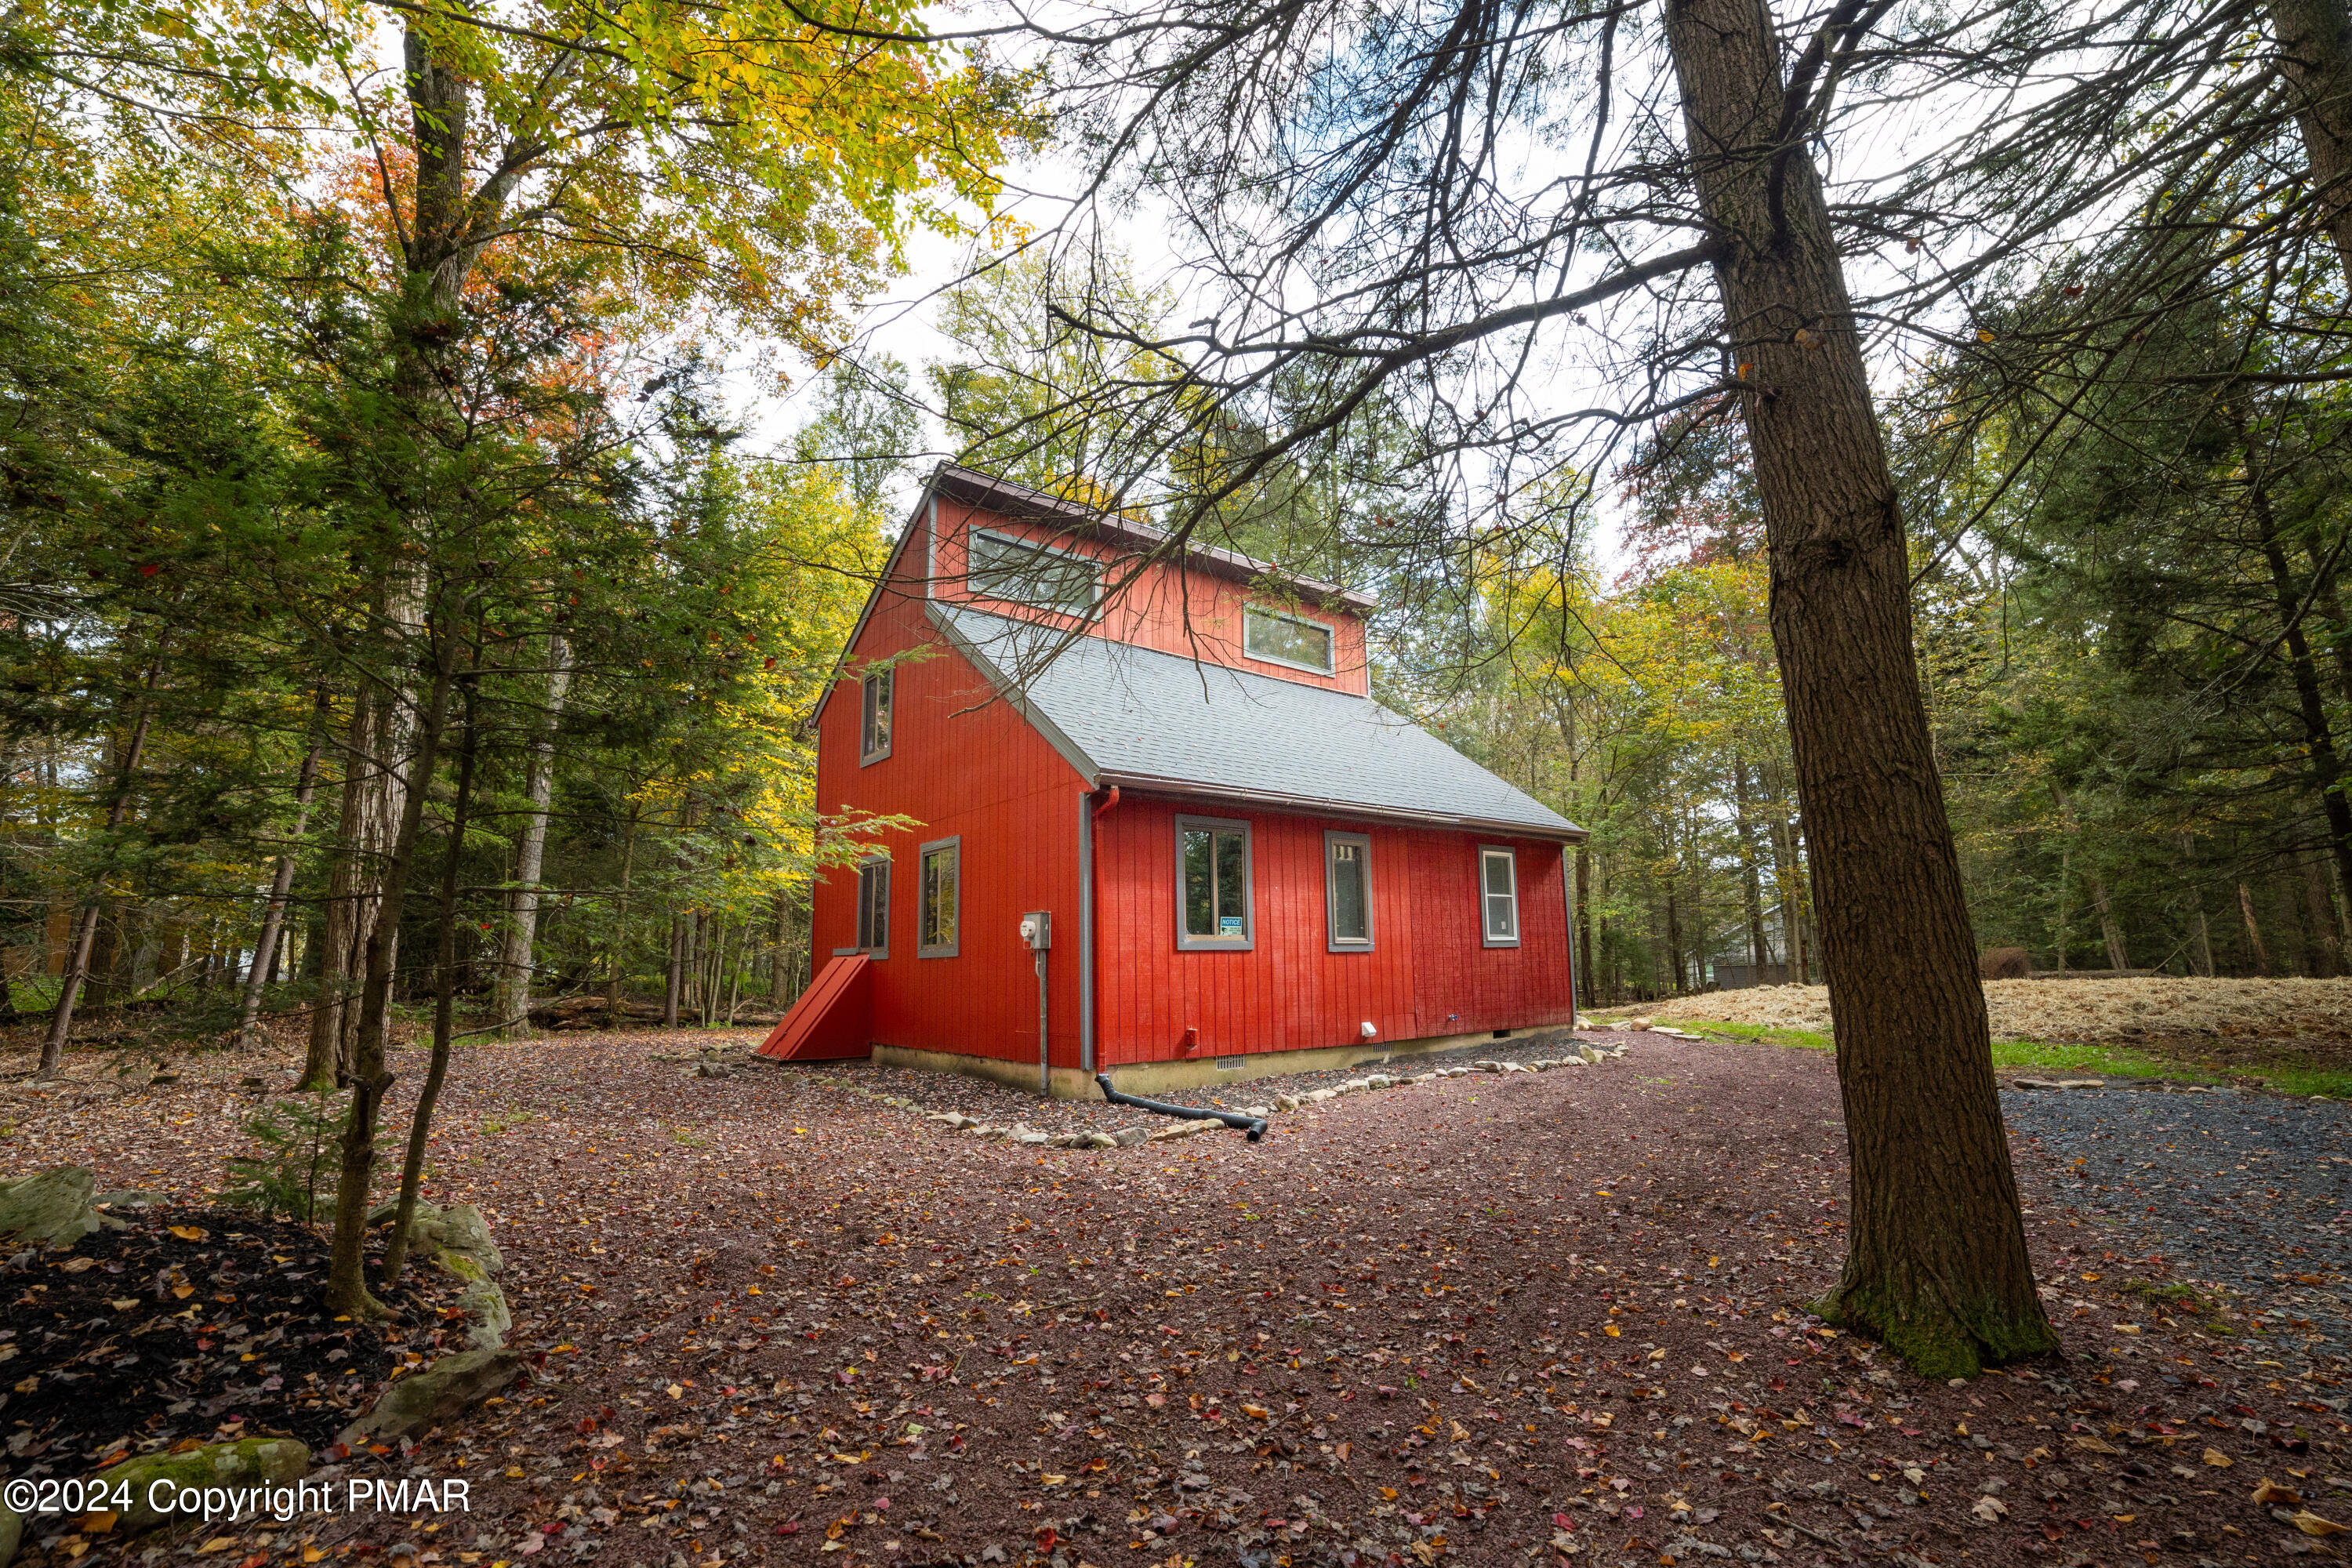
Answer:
0, 1167, 110, 1250
98, 1437, 311, 1532
1472, 1060, 1503, 1073
337, 1348, 522, 1450
1111, 1127, 1150, 1148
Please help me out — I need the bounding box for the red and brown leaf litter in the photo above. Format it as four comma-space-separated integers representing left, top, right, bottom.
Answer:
3, 1027, 2349, 1568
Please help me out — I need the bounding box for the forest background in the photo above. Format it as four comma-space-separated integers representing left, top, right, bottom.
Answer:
9, 0, 2352, 1100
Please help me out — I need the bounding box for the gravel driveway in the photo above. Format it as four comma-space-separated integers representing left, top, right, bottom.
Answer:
2002, 1082, 2352, 1348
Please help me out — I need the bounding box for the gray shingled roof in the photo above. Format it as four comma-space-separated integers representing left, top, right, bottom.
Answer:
928, 604, 1583, 841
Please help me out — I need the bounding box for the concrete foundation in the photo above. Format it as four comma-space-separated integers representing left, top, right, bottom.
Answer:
869, 1025, 1566, 1101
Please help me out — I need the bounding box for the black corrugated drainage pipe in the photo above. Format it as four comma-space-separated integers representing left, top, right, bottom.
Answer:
1096, 1073, 1266, 1142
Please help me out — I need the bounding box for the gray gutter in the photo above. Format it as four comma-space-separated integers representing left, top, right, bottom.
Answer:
1093, 772, 1588, 844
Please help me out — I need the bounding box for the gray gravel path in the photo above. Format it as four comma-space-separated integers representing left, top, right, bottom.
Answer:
2002, 1081, 2352, 1352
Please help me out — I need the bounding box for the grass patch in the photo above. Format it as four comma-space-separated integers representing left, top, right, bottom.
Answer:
1986, 1037, 2197, 1080
1646, 1017, 1835, 1052
1617, 1011, 2352, 1098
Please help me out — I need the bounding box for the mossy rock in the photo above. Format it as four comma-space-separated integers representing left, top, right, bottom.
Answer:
99, 1437, 311, 1531
337, 1348, 521, 1449
0, 1167, 109, 1251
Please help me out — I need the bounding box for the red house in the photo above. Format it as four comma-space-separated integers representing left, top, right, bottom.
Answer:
760, 466, 1587, 1096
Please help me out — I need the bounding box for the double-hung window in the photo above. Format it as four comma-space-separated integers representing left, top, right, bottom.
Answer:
855, 855, 891, 958
1243, 606, 1335, 674
1176, 815, 1252, 949
1479, 847, 1519, 947
967, 529, 1099, 614
917, 837, 960, 958
1325, 831, 1373, 951
860, 668, 893, 764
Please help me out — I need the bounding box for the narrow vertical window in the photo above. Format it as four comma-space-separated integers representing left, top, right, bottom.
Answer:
1479, 847, 1519, 947
1326, 831, 1373, 950
860, 668, 892, 764
918, 837, 960, 957
856, 856, 891, 957
1176, 815, 1253, 949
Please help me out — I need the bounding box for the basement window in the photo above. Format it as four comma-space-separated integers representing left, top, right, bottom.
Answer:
1325, 830, 1373, 951
1177, 815, 1253, 951
856, 855, 891, 960
1479, 846, 1519, 948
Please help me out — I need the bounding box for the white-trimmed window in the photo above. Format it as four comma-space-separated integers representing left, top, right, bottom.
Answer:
918, 837, 960, 958
1325, 831, 1373, 951
967, 528, 1099, 614
1243, 605, 1335, 673
1479, 846, 1519, 947
859, 668, 893, 764
855, 855, 891, 958
1177, 815, 1252, 949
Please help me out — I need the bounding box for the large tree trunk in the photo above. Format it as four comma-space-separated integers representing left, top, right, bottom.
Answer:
2268, 0, 2352, 278
236, 690, 329, 1052
1663, 0, 2056, 1375
494, 633, 572, 1036
324, 613, 459, 1320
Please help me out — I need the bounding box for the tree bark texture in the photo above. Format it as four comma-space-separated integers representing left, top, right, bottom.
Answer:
494, 633, 572, 1037
1664, 0, 2057, 1374
236, 691, 329, 1052
2269, 0, 2352, 281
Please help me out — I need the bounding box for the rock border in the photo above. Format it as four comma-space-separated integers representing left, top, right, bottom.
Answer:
336, 1200, 520, 1450
745, 1042, 1632, 1150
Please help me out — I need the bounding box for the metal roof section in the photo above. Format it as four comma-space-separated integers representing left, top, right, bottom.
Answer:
928, 603, 1586, 842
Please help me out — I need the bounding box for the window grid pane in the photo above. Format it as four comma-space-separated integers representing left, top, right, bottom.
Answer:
1330, 840, 1369, 943
1243, 608, 1334, 672
921, 847, 956, 949
1214, 831, 1246, 937
970, 532, 1098, 612
1182, 829, 1215, 937
1481, 851, 1518, 941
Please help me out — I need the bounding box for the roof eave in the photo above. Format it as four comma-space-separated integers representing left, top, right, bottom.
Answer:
1095, 771, 1588, 843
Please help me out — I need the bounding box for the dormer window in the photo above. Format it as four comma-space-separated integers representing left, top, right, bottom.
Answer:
968, 528, 1098, 614
1243, 605, 1334, 674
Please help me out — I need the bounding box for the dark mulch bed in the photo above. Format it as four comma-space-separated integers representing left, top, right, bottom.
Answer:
5, 1028, 2350, 1568
2, 1204, 466, 1468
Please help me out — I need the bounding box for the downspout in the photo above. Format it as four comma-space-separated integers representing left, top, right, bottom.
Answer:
1563, 840, 1581, 1025
1082, 785, 1120, 1073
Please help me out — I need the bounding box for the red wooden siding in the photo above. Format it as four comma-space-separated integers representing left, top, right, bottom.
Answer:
811, 532, 1091, 1070
1091, 796, 1575, 1065
926, 498, 1371, 697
